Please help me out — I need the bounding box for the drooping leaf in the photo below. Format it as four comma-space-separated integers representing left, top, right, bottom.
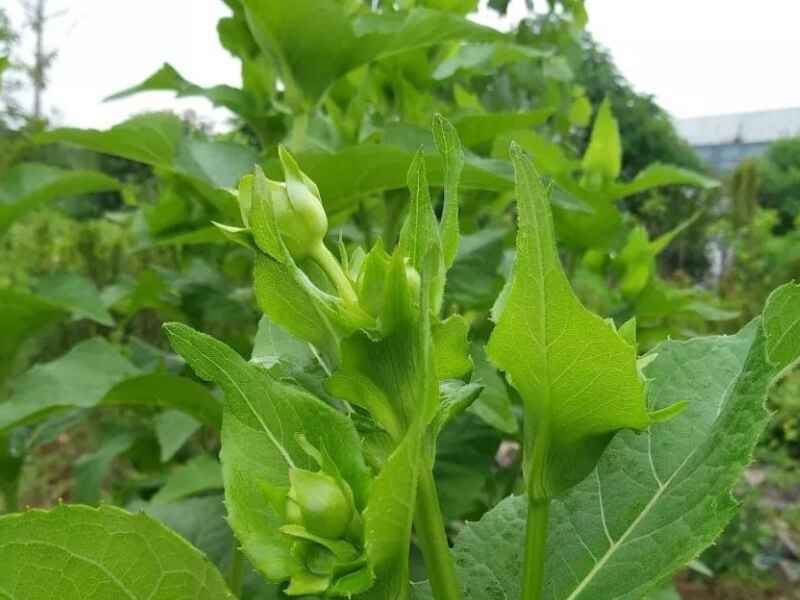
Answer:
38, 113, 258, 223
0, 339, 222, 433
446, 283, 800, 600
106, 63, 255, 120
0, 504, 234, 599
0, 163, 119, 234
35, 272, 114, 326
487, 145, 653, 498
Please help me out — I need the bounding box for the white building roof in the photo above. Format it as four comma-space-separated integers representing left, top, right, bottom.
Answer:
675, 107, 800, 147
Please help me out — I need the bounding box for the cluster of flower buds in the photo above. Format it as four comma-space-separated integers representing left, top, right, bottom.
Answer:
278, 443, 371, 596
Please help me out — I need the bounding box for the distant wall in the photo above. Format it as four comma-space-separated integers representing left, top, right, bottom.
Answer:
694, 141, 770, 173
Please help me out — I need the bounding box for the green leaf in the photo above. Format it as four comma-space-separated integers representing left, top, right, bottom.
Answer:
141, 496, 285, 600
447, 282, 800, 599
0, 163, 119, 234
106, 63, 255, 121
155, 410, 201, 462
360, 430, 420, 600
433, 114, 464, 269
35, 272, 114, 326
487, 145, 652, 498
0, 340, 222, 433
38, 113, 258, 222
242, 1, 499, 103
399, 150, 445, 309
762, 282, 800, 369
38, 113, 184, 167
432, 315, 472, 381
264, 143, 513, 216
0, 504, 233, 598
98, 373, 223, 429
453, 110, 553, 149
73, 430, 136, 504
432, 42, 548, 80
444, 227, 507, 310
468, 345, 517, 435
581, 98, 621, 187
163, 323, 371, 583
0, 288, 66, 384
0, 338, 138, 432
609, 163, 719, 200
152, 454, 224, 505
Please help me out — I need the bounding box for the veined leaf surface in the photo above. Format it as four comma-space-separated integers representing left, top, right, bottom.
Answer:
487, 145, 652, 498
443, 283, 800, 599
0, 504, 233, 599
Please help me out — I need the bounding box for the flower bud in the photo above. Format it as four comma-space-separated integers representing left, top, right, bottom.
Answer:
247, 149, 328, 262
273, 146, 328, 260
287, 468, 353, 540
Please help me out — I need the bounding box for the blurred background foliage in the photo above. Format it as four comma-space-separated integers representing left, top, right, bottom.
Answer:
1, 1, 799, 598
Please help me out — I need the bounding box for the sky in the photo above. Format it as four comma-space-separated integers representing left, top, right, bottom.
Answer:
5, 0, 800, 129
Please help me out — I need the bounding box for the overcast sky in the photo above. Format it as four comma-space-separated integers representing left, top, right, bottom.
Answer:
6, 0, 800, 129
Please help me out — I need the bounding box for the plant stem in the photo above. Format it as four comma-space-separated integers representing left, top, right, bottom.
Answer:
228, 547, 245, 597
522, 497, 550, 600
290, 112, 309, 152
310, 242, 359, 305
414, 467, 462, 600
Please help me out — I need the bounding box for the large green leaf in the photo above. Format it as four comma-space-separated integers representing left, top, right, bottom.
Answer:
0, 338, 222, 433
263, 143, 512, 215
242, 1, 499, 103
0, 163, 119, 234
163, 323, 371, 583
38, 113, 258, 222
0, 504, 233, 599
443, 283, 800, 600
487, 145, 654, 498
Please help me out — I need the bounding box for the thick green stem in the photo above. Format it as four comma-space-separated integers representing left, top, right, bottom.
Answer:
310, 242, 359, 305
414, 467, 462, 600
522, 414, 551, 600
522, 497, 550, 600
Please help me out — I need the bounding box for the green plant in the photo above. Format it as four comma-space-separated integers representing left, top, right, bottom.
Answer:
2, 117, 797, 600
